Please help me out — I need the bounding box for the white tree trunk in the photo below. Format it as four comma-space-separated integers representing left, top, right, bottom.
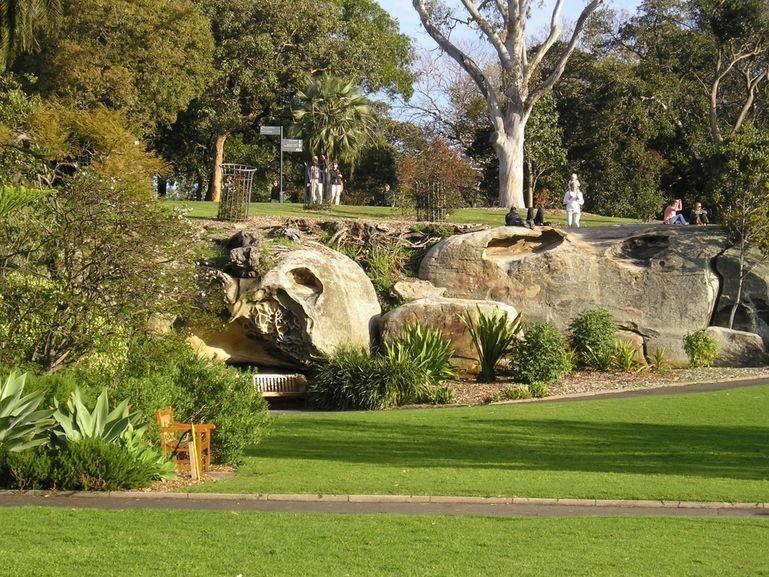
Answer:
495, 124, 526, 208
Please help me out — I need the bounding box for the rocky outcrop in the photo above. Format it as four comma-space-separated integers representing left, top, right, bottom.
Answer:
379, 297, 519, 368
705, 327, 766, 367
711, 251, 769, 347
192, 242, 381, 367
391, 278, 446, 302
419, 225, 733, 365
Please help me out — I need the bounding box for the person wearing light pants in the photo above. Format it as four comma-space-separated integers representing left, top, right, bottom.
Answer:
307, 156, 323, 203
329, 162, 344, 205
562, 173, 584, 228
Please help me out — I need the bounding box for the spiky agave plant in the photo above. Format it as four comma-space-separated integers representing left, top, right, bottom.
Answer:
385, 322, 455, 385
52, 388, 145, 443
0, 372, 53, 452
461, 307, 522, 383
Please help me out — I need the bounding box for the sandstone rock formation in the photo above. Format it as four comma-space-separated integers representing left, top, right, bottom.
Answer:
705, 327, 766, 367
419, 225, 736, 365
193, 241, 381, 367
391, 278, 446, 302
379, 297, 519, 368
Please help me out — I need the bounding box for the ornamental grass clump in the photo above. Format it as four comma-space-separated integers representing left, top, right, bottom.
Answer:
308, 348, 428, 410
385, 323, 455, 386
683, 330, 718, 368
568, 308, 617, 371
461, 307, 522, 382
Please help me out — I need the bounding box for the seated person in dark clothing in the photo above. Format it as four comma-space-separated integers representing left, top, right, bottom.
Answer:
690, 201, 709, 225
526, 207, 546, 228
505, 206, 525, 227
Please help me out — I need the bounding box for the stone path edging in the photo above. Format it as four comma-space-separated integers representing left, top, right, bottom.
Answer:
1, 489, 767, 512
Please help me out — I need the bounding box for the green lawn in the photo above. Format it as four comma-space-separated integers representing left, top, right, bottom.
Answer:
168, 200, 637, 227
3, 507, 768, 576
190, 386, 769, 502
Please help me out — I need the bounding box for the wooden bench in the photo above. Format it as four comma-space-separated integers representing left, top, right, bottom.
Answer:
156, 407, 215, 473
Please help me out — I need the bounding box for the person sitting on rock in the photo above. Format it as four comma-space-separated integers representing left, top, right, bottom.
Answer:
505, 206, 525, 227
690, 201, 709, 225
663, 199, 688, 225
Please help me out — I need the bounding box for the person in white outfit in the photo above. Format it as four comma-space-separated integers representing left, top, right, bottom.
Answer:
563, 173, 585, 228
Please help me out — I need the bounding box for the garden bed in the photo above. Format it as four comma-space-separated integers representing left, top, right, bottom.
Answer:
444, 366, 769, 406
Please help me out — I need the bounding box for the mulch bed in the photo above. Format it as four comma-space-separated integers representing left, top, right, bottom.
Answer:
445, 366, 769, 406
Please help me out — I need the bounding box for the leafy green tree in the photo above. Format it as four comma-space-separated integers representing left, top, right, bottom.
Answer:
14, 0, 215, 136
710, 125, 769, 329
524, 94, 567, 207
411, 0, 604, 208
0, 175, 204, 371
189, 0, 413, 201
0, 0, 61, 69
0, 77, 164, 193
293, 76, 376, 166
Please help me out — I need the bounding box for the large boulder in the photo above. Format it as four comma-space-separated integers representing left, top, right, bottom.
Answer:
711, 250, 769, 347
419, 225, 730, 365
705, 327, 766, 367
379, 297, 519, 368
192, 242, 381, 368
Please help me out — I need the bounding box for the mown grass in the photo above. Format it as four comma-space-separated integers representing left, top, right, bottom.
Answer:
3, 507, 768, 577
168, 200, 637, 227
189, 385, 769, 502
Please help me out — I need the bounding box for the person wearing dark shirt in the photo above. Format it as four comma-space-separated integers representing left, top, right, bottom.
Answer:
505, 206, 525, 227
270, 178, 280, 203
690, 201, 709, 225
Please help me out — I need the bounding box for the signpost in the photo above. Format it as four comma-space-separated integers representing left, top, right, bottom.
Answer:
260, 126, 303, 202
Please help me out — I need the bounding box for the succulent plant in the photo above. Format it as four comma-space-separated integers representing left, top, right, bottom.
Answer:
0, 372, 53, 452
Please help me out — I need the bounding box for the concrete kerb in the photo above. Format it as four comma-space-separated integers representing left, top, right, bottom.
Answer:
1, 490, 766, 511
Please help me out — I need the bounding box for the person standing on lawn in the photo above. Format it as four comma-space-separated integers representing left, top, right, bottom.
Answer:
329, 162, 344, 205
563, 173, 584, 228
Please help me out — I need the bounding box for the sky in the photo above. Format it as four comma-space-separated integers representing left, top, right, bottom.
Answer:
376, 0, 643, 51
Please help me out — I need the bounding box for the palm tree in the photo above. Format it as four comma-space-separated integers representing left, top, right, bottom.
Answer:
292, 75, 376, 167
0, 0, 61, 69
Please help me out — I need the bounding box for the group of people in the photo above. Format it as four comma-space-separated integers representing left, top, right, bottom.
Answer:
663, 199, 709, 226
505, 173, 584, 229
505, 173, 710, 229
305, 155, 344, 205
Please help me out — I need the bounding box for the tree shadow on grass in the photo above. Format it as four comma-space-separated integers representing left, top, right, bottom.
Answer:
246, 417, 769, 481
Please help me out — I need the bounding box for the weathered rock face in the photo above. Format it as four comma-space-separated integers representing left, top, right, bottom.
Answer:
711, 251, 769, 347
193, 242, 381, 367
705, 327, 766, 367
391, 278, 446, 302
379, 297, 519, 368
419, 225, 733, 365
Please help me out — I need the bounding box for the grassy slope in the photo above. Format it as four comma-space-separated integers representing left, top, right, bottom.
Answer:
190, 386, 769, 502
168, 200, 636, 227
3, 508, 768, 577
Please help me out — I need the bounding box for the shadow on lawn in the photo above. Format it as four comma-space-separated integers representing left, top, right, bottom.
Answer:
247, 417, 769, 481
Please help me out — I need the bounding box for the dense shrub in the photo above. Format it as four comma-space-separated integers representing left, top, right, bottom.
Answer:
308, 348, 428, 410
569, 309, 617, 370
510, 323, 573, 384
9, 336, 270, 466
51, 439, 157, 491
0, 439, 163, 491
385, 323, 455, 385
683, 331, 718, 368
420, 385, 454, 405
0, 447, 53, 490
